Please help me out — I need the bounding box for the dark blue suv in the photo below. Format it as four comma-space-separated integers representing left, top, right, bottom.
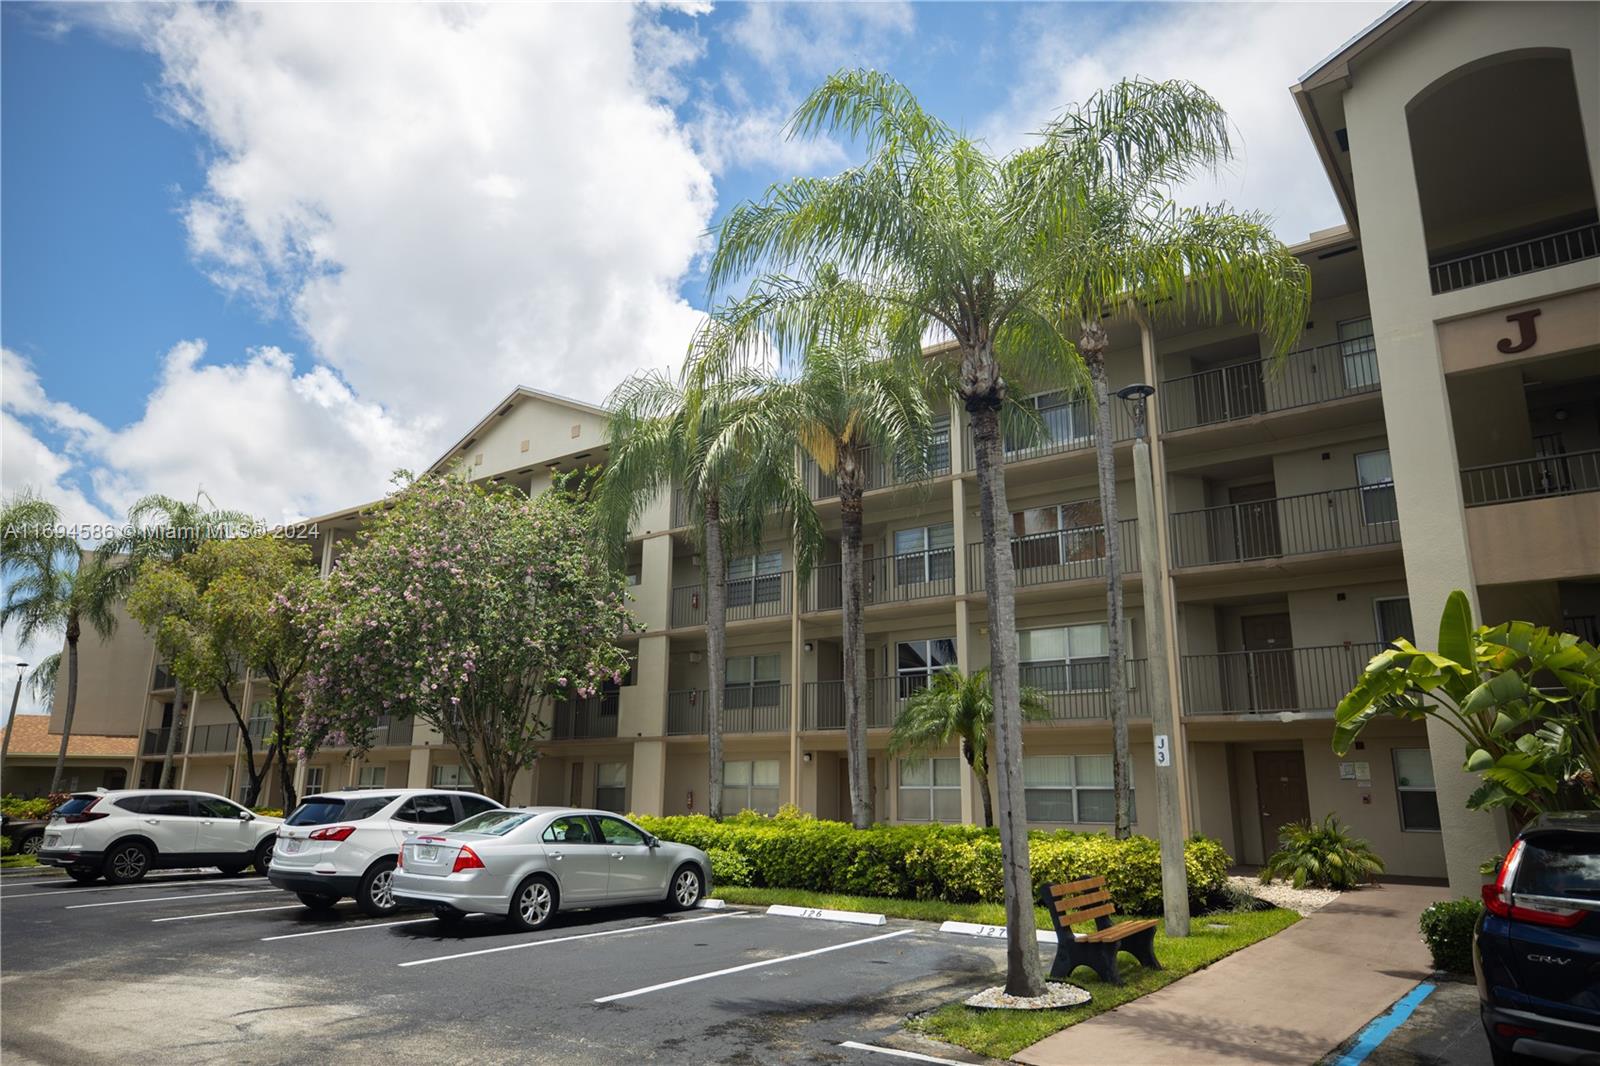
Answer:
1475, 812, 1600, 1065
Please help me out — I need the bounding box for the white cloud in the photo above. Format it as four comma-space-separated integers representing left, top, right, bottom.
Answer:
980, 2, 1390, 244
725, 1, 915, 88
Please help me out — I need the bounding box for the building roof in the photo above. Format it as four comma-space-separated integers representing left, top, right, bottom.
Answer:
426, 385, 611, 476
0, 715, 137, 758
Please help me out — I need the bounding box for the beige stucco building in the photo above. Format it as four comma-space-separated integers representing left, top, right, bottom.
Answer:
38, 2, 1599, 893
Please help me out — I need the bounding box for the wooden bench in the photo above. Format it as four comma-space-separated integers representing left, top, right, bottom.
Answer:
1040, 876, 1162, 985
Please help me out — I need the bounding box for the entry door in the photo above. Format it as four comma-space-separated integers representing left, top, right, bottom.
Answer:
1242, 613, 1297, 712
1229, 483, 1282, 560
1254, 750, 1310, 859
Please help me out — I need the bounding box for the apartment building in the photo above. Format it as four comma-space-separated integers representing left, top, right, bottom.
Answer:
44, 1, 1599, 893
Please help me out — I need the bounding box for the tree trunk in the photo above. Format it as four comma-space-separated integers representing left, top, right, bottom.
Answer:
968, 389, 1048, 998
1084, 323, 1133, 841
839, 462, 872, 829
274, 693, 298, 812
49, 619, 81, 795
159, 678, 185, 789
703, 494, 727, 821
224, 686, 270, 806
963, 737, 995, 829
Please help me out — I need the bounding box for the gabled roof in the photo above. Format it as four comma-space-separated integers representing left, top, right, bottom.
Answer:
425, 385, 610, 476
0, 715, 137, 757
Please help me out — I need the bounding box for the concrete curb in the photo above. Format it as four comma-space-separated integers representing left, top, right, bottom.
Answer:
695, 898, 727, 909
767, 903, 887, 926
939, 920, 1056, 944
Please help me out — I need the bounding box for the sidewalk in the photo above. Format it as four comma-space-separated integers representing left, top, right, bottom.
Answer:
1015, 881, 1450, 1066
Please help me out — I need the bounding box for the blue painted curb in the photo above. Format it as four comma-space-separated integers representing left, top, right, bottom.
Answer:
1333, 982, 1437, 1066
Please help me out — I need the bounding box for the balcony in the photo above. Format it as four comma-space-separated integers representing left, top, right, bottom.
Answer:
801, 666, 1152, 731
1180, 643, 1378, 717
550, 693, 619, 740
1160, 336, 1378, 434
665, 685, 791, 736
962, 398, 1136, 470
188, 723, 239, 754
804, 547, 954, 612
670, 571, 793, 628
1429, 221, 1600, 295
142, 729, 182, 757
804, 432, 952, 501
965, 519, 1138, 593
1169, 486, 1400, 570
369, 716, 415, 748
1461, 449, 1600, 507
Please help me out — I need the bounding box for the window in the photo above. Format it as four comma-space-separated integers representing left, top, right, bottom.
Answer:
357, 765, 387, 788
1339, 317, 1378, 391
895, 416, 952, 477
113, 796, 148, 814
728, 550, 783, 608
457, 795, 498, 819
286, 795, 398, 825
1375, 597, 1414, 647
896, 638, 957, 698
725, 654, 781, 714
723, 759, 780, 814
1394, 749, 1440, 832
595, 815, 646, 846
1011, 500, 1104, 569
247, 700, 271, 741
1019, 624, 1110, 692
898, 757, 961, 822
542, 815, 597, 844
431, 764, 473, 789
595, 762, 627, 812
394, 794, 457, 825
892, 524, 954, 586
1024, 754, 1132, 824
303, 766, 325, 794
144, 795, 193, 817
1356, 450, 1397, 524
197, 797, 244, 819
1008, 390, 1090, 452
455, 810, 534, 837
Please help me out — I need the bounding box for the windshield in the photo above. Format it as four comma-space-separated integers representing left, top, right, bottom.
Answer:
53, 795, 100, 816
1519, 835, 1600, 900
286, 794, 398, 826
450, 810, 536, 837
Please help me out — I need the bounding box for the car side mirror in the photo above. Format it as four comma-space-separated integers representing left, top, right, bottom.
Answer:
238, 810, 254, 821
646, 835, 659, 848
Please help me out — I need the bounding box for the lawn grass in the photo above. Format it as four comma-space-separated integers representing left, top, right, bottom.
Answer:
0, 853, 40, 869
715, 885, 1059, 927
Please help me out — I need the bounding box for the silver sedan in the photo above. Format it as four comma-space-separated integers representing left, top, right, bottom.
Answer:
390, 806, 711, 930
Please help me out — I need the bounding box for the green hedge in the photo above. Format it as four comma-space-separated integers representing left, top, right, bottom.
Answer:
634, 810, 1231, 915
1419, 897, 1481, 974
1, 795, 58, 819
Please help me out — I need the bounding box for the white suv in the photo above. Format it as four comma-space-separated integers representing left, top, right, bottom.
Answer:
269, 789, 501, 916
37, 790, 283, 884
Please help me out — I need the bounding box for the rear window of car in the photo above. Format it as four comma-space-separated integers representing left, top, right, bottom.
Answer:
286, 795, 399, 826
54, 795, 101, 816
1519, 835, 1600, 900
452, 811, 535, 837
112, 796, 147, 814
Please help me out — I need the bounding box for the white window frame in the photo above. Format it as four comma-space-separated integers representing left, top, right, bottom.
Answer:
725, 654, 782, 710
891, 524, 954, 586
728, 550, 784, 607
1338, 316, 1378, 391
1018, 623, 1111, 693
1393, 748, 1441, 833
896, 637, 957, 698
1008, 390, 1091, 453
303, 766, 325, 794
897, 756, 961, 822
431, 764, 473, 789
1355, 449, 1397, 525
357, 765, 386, 788
247, 700, 272, 741
1023, 754, 1133, 824
1373, 596, 1414, 647
594, 761, 628, 812
722, 759, 780, 815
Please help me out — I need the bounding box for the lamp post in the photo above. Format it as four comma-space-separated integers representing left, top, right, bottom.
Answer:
1117, 383, 1189, 937
0, 662, 31, 794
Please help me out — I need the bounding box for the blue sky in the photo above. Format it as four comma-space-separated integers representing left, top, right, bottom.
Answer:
1, 1, 1387, 690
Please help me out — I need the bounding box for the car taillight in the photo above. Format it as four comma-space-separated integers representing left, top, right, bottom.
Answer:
62, 798, 105, 824
309, 826, 356, 842
452, 846, 485, 873
1482, 839, 1585, 928
395, 848, 403, 869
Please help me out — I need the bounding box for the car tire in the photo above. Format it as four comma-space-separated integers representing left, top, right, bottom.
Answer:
217, 863, 247, 877
68, 868, 99, 884
103, 841, 152, 884
433, 905, 466, 925
667, 864, 704, 911
252, 838, 276, 875
506, 874, 557, 932
19, 833, 43, 856
297, 892, 339, 912
356, 859, 400, 917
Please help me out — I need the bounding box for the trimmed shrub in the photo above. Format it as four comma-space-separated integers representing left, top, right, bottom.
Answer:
632, 811, 1230, 915
1, 795, 59, 819
1419, 897, 1482, 974
252, 808, 285, 819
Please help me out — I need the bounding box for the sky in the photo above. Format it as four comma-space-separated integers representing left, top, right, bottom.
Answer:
0, 0, 1390, 702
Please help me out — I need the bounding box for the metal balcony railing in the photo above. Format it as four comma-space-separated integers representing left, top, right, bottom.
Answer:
1179, 643, 1379, 716
965, 519, 1139, 593
803, 432, 953, 501
962, 394, 1135, 469
1022, 658, 1151, 721
1461, 448, 1600, 507
142, 728, 182, 756
368, 716, 415, 747
665, 684, 791, 736
1169, 485, 1400, 568
1429, 221, 1600, 295
550, 693, 620, 740
804, 547, 955, 612
670, 571, 793, 627
188, 723, 239, 754
1159, 336, 1379, 433
801, 678, 905, 731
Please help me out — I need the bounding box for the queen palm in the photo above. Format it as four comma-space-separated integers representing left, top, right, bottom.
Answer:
706, 69, 1246, 996
889, 667, 1051, 828
699, 285, 937, 828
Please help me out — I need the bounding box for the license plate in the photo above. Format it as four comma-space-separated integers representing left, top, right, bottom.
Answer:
414, 846, 438, 863
279, 839, 303, 855
45, 834, 59, 847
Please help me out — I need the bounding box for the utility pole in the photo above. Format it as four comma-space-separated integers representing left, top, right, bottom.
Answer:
1117, 383, 1190, 938
0, 662, 31, 793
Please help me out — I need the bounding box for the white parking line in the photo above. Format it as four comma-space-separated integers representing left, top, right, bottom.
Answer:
1, 876, 257, 901
151, 904, 303, 922
64, 888, 282, 910
593, 927, 915, 1003
838, 1041, 968, 1064
399, 912, 733, 968
262, 917, 434, 942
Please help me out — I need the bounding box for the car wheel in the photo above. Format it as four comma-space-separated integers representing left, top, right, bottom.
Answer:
356, 859, 399, 917
68, 868, 100, 884
668, 864, 704, 910
433, 905, 466, 926
252, 838, 275, 875
297, 892, 339, 912
103, 841, 152, 884
19, 833, 44, 856
506, 875, 557, 932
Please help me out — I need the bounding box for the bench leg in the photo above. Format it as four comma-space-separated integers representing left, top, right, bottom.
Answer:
1089, 944, 1123, 985
1126, 928, 1162, 973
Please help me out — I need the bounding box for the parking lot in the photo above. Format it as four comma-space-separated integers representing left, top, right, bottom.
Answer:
0, 866, 1005, 1065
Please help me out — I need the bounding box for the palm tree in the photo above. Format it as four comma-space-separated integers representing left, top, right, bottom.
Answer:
598, 357, 811, 821
99, 492, 254, 789
1043, 89, 1312, 837
705, 69, 1232, 996
890, 668, 1051, 828
1, 492, 121, 794
697, 284, 937, 828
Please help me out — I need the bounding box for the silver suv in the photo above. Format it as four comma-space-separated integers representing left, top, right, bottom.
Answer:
36, 790, 283, 884
268, 789, 501, 916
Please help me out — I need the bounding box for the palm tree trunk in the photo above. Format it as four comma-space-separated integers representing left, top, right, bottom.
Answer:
1084, 322, 1133, 840
963, 737, 995, 829
703, 494, 727, 820
968, 388, 1048, 998
49, 620, 81, 795
839, 464, 872, 829
159, 678, 184, 789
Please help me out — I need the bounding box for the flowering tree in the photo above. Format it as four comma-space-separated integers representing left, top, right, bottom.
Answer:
298, 473, 635, 804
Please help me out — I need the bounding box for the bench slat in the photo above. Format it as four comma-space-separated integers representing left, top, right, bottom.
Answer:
1047, 876, 1107, 897
1052, 888, 1111, 914
1055, 902, 1117, 926
1084, 919, 1158, 942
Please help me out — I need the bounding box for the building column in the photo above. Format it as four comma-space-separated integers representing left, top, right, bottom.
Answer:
407, 745, 431, 790
631, 739, 667, 816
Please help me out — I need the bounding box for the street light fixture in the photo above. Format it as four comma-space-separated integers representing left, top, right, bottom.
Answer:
1116, 382, 1156, 441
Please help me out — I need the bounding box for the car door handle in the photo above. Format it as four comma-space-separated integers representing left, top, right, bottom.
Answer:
549, 851, 564, 860
613, 853, 625, 861
144, 819, 160, 825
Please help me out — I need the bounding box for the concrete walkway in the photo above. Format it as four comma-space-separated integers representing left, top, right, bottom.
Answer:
1015, 881, 1450, 1066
